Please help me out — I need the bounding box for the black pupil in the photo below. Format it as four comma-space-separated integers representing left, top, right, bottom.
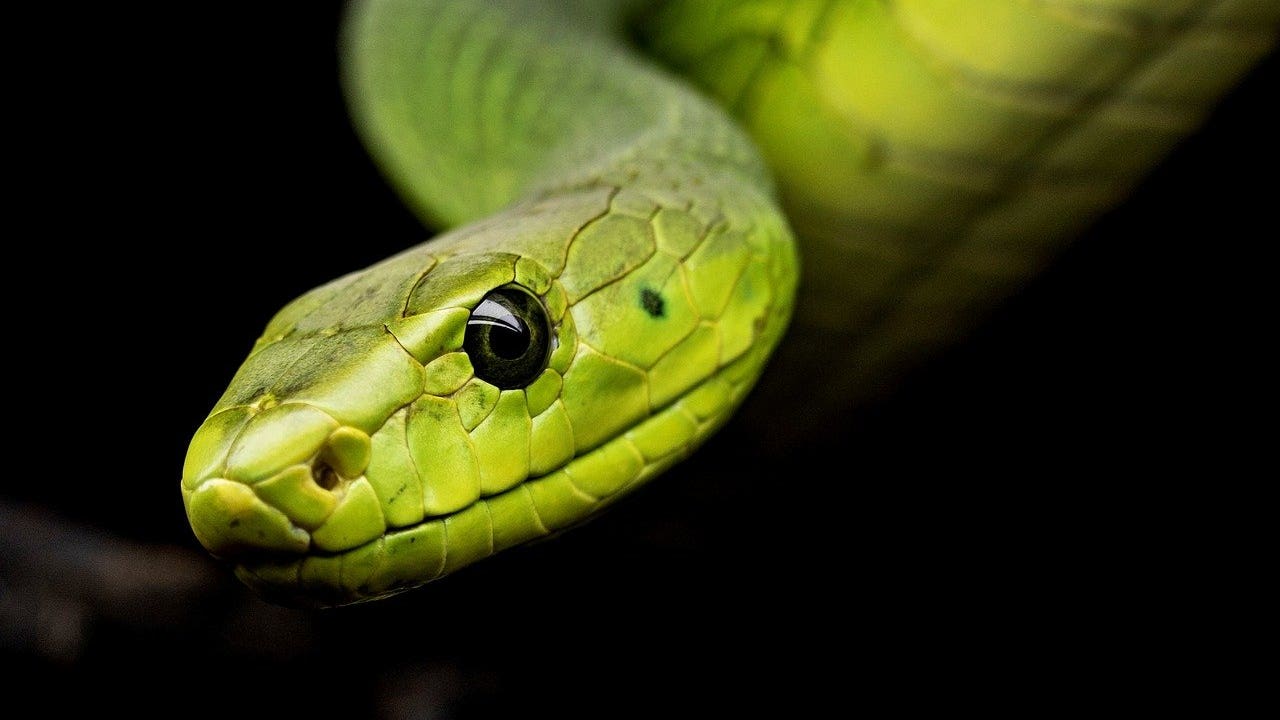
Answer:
464, 286, 550, 389
482, 304, 530, 360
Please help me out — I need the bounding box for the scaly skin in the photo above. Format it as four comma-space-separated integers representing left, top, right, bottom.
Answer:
181, 0, 1274, 606
645, 0, 1279, 431
182, 0, 798, 606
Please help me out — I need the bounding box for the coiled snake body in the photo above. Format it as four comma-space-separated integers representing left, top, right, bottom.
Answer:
180, 0, 1276, 606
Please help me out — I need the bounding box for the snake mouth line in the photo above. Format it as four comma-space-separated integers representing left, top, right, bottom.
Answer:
228, 366, 746, 605
303, 464, 569, 560
229, 466, 587, 607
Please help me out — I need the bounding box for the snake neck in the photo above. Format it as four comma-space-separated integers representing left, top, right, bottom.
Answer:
344, 0, 775, 229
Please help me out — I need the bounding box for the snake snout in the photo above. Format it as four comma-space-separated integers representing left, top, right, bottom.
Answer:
182, 402, 379, 560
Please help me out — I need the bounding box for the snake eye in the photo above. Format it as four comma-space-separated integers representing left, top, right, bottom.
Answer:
464, 285, 552, 389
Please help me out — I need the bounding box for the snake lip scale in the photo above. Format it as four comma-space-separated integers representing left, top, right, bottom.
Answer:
203, 363, 743, 607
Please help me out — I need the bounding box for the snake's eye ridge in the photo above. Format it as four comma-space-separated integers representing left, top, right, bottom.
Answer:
464, 285, 551, 388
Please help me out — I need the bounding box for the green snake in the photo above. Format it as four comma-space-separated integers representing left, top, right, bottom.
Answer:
180, 0, 1276, 606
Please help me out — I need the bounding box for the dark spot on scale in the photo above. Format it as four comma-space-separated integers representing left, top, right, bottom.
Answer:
410, 537, 416, 543
229, 519, 241, 528
640, 287, 665, 318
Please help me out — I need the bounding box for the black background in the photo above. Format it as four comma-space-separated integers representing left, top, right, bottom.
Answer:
4, 3, 1273, 716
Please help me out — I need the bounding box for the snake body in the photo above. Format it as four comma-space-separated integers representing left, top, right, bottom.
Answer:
181, 0, 1276, 606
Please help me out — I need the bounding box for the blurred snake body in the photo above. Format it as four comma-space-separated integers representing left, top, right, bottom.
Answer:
181, 0, 1275, 606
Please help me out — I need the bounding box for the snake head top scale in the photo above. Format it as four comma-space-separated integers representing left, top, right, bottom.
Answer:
181, 182, 798, 606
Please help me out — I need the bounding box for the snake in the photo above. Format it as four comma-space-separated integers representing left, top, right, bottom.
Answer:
180, 0, 1276, 606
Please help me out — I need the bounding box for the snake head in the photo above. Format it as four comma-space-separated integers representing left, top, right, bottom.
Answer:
181, 188, 797, 606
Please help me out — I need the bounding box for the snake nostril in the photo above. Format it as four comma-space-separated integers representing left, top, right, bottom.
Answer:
313, 461, 340, 491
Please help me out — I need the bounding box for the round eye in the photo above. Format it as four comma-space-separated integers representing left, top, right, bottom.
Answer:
464, 285, 552, 389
